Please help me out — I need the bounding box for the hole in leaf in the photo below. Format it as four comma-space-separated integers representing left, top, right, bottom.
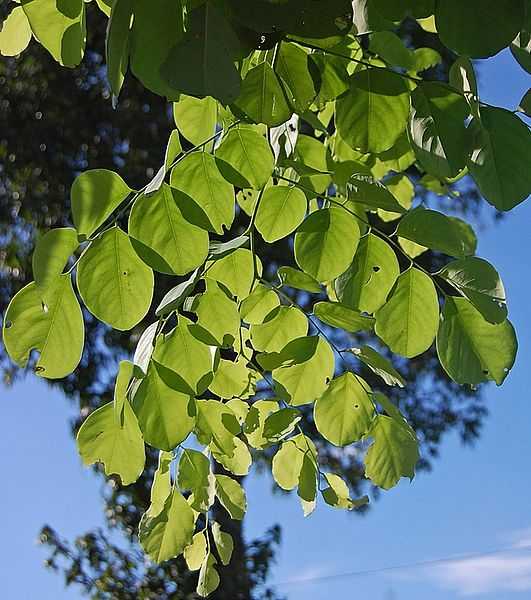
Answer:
122, 271, 128, 276
34, 366, 45, 373
482, 370, 489, 375
354, 404, 359, 409
325, 377, 331, 384
4, 320, 12, 329
504, 367, 509, 373
372, 266, 380, 273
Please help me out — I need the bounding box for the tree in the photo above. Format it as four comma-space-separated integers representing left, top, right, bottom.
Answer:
1, 1, 529, 598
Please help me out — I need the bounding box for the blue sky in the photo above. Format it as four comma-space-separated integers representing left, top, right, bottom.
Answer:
1, 50, 530, 600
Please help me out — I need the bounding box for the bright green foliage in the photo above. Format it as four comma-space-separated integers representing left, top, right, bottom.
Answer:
295, 208, 360, 282
71, 169, 132, 240
4, 4, 529, 595
375, 268, 439, 358
314, 373, 374, 446
3, 276, 84, 379
77, 401, 145, 486
437, 297, 517, 386
77, 227, 154, 331
128, 184, 209, 275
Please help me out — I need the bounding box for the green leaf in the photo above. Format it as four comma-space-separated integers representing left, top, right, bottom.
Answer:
375, 268, 439, 358
436, 0, 525, 58
348, 346, 405, 388
212, 523, 233, 567
408, 82, 470, 178
298, 453, 317, 515
133, 362, 196, 451
32, 228, 79, 290
128, 184, 209, 275
173, 95, 218, 146
160, 2, 241, 104
106, 0, 133, 98
196, 400, 239, 457
272, 336, 335, 406
364, 414, 419, 490
209, 357, 255, 400
216, 126, 274, 190
0, 6, 32, 57
170, 152, 235, 234
197, 555, 220, 597
77, 227, 154, 331
511, 30, 531, 74
263, 408, 301, 442
437, 297, 517, 386
113, 359, 135, 426
146, 450, 173, 518
133, 322, 158, 375
226, 399, 250, 425
145, 130, 183, 195
178, 448, 214, 512
276, 42, 318, 114
244, 399, 279, 449
411, 47, 442, 73
71, 169, 132, 240
240, 283, 280, 325
184, 532, 208, 572
336, 68, 410, 153
369, 31, 414, 69
314, 372, 374, 446
335, 233, 400, 314
295, 208, 360, 282
3, 275, 84, 379
233, 62, 292, 127
21, 0, 85, 67
191, 279, 241, 347
250, 306, 308, 353
256, 186, 307, 243
212, 437, 252, 477
77, 401, 145, 486
215, 475, 247, 520
154, 316, 214, 395
377, 174, 414, 222
293, 134, 332, 193
438, 257, 507, 324
322, 473, 369, 510
313, 301, 375, 332
206, 248, 258, 299
209, 235, 250, 258
277, 266, 322, 293
397, 208, 477, 258
272, 434, 316, 490
155, 269, 199, 317
310, 53, 349, 105
467, 107, 531, 211
139, 488, 195, 563
346, 176, 408, 214
372, 0, 434, 20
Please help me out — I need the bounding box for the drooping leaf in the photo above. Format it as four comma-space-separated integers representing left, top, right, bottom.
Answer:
255, 186, 307, 243
244, 399, 279, 449
436, 297, 517, 386
375, 268, 439, 358
271, 434, 316, 491
196, 400, 239, 458
77, 227, 154, 331
155, 269, 199, 317
184, 532, 208, 572
277, 266, 322, 293
173, 95, 218, 146
240, 283, 280, 325
206, 248, 258, 299
294, 208, 360, 282
3, 275, 84, 379
0, 6, 32, 57
71, 169, 132, 240
438, 257, 507, 324
144, 129, 183, 195
215, 475, 247, 520
467, 107, 531, 211
313, 301, 374, 332
314, 372, 374, 446
32, 228, 79, 290
347, 346, 405, 388
113, 359, 135, 426
178, 448, 214, 513
145, 450, 173, 519
322, 473, 369, 510
297, 453, 317, 515
197, 555, 220, 597
129, 184, 209, 275
346, 176, 407, 215
250, 305, 308, 353
77, 401, 145, 486
106, 0, 133, 98
212, 437, 252, 477
336, 68, 410, 153
335, 233, 400, 314
211, 523, 233, 566
133, 322, 158, 375
170, 152, 235, 234
276, 42, 318, 114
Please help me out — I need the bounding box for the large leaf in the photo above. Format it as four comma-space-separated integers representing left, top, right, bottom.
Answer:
375, 268, 439, 358
240, 283, 280, 325
206, 248, 258, 299
71, 169, 132, 240
364, 414, 419, 490
294, 208, 360, 282
467, 107, 531, 211
77, 401, 145, 486
335, 69, 410, 153
21, 0, 85, 66
255, 186, 307, 243
397, 208, 477, 258
216, 126, 274, 190
0, 6, 32, 57
77, 227, 154, 331
196, 400, 239, 457
276, 42, 318, 114
3, 275, 84, 379
170, 152, 235, 234
209, 358, 255, 400
436, 297, 517, 386
436, 0, 525, 58
233, 62, 291, 127
133, 362, 196, 451
408, 82, 470, 178
438, 257, 507, 324
160, 2, 241, 104
178, 448, 214, 513
272, 336, 335, 406
314, 373, 374, 446
272, 434, 316, 490
32, 228, 79, 290
173, 95, 218, 147
139, 488, 195, 563
335, 233, 400, 314
129, 184, 209, 275
250, 306, 308, 353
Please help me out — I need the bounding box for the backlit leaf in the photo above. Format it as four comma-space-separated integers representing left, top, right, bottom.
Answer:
256, 186, 307, 243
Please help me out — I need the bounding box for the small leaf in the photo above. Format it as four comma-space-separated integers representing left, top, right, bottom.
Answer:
212, 523, 233, 566
255, 186, 307, 243
277, 266, 321, 293
347, 346, 405, 388
215, 475, 247, 520
0, 6, 32, 57
197, 555, 220, 597
184, 532, 208, 572
322, 473, 369, 510
313, 301, 374, 332
250, 306, 308, 353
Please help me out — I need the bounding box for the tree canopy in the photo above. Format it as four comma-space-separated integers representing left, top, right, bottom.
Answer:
1, 0, 530, 597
